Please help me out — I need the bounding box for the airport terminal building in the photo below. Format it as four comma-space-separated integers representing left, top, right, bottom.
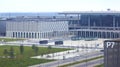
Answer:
5, 18, 69, 39
0, 11, 120, 39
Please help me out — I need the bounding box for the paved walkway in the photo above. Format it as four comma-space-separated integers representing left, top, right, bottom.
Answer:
70, 58, 103, 67
29, 51, 103, 67
31, 49, 100, 60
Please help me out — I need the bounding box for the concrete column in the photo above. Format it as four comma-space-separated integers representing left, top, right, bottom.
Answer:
89, 31, 90, 38
38, 33, 39, 39
93, 31, 94, 38
106, 32, 108, 38
19, 32, 21, 38
85, 31, 86, 38
21, 32, 23, 38
118, 32, 120, 38
20, 32, 22, 38
23, 32, 25, 38
28, 32, 30, 38
113, 32, 115, 38
16, 32, 18, 38
81, 31, 82, 38
35, 32, 37, 39
36, 32, 38, 39
101, 32, 103, 38
80, 31, 81, 38
78, 14, 80, 25
98, 32, 100, 38
30, 32, 32, 38
113, 16, 116, 30
110, 32, 111, 39
25, 32, 27, 38
88, 15, 90, 29
26, 32, 28, 38
33, 32, 35, 38
96, 32, 98, 38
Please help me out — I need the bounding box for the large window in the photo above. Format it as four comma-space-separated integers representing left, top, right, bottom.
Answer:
13, 32, 15, 37
32, 33, 34, 38
79, 15, 120, 27
26, 33, 28, 38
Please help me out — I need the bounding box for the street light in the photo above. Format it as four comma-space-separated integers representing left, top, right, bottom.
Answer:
85, 44, 88, 67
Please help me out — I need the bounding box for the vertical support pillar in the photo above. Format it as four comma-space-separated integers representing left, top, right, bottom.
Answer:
88, 15, 90, 29
14, 32, 16, 38
81, 31, 83, 38
85, 31, 86, 38
101, 32, 102, 38
113, 16, 115, 30
119, 32, 120, 38
105, 32, 108, 38
110, 32, 111, 39
97, 32, 98, 38
23, 32, 26, 38
20, 32, 22, 38
80, 31, 82, 38
27, 32, 29, 38
89, 31, 90, 38
16, 32, 18, 38
113, 32, 115, 39
93, 31, 94, 38
101, 32, 103, 38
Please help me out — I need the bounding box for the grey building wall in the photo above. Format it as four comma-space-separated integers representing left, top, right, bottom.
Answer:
6, 20, 69, 38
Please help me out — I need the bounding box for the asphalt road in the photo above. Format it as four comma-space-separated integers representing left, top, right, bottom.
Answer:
29, 51, 103, 67
70, 58, 103, 67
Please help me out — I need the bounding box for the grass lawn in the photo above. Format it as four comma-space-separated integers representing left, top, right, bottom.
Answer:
0, 38, 24, 42
94, 64, 104, 67
0, 45, 70, 67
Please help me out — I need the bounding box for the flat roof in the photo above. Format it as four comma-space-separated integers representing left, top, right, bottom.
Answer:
59, 11, 120, 15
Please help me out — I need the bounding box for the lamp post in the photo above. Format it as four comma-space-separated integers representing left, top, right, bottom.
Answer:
85, 44, 88, 67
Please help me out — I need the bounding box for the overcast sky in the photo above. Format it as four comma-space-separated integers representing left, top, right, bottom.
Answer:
0, 0, 119, 12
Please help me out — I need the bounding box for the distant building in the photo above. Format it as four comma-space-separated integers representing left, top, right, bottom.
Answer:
1, 11, 120, 39
6, 20, 68, 39
104, 39, 120, 67
60, 11, 120, 38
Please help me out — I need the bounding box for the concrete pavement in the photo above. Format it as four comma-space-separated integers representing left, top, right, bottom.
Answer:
29, 51, 103, 67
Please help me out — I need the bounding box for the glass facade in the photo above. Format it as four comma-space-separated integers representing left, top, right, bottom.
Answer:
68, 14, 120, 39
69, 15, 120, 29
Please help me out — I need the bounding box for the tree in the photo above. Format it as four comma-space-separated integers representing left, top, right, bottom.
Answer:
32, 44, 35, 49
34, 46, 39, 55
9, 46, 15, 58
3, 48, 8, 58
32, 44, 39, 55
20, 44, 24, 54
48, 45, 52, 53
48, 45, 52, 49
